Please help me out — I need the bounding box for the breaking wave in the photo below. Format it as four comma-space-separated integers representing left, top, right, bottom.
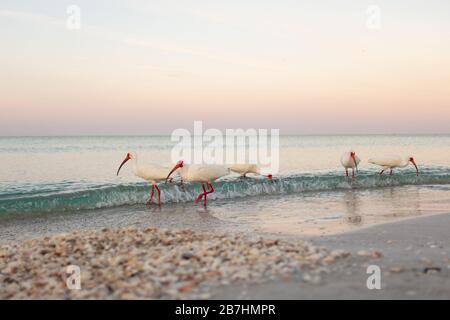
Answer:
1, 167, 450, 215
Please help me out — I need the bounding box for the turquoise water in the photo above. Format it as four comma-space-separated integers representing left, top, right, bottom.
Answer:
1, 135, 450, 217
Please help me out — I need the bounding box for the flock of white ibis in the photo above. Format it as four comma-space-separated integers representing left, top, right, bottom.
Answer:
116, 151, 420, 206
116, 153, 269, 206
340, 151, 419, 178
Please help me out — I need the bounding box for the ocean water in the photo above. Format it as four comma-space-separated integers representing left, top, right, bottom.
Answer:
1, 135, 450, 235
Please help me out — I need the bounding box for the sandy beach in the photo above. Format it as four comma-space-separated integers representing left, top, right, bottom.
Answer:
0, 226, 350, 299
215, 213, 450, 299
1, 208, 449, 299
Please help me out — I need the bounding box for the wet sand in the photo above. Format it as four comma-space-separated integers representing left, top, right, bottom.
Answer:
1, 190, 449, 299
1, 185, 450, 243
2, 212, 449, 299
214, 213, 450, 299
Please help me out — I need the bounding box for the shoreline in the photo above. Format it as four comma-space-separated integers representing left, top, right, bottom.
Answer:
1, 212, 450, 299
214, 213, 450, 299
2, 184, 450, 243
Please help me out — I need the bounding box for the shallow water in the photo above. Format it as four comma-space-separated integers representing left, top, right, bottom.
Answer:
0, 135, 449, 236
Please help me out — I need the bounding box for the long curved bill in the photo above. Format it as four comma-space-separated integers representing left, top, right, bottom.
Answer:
411, 160, 419, 176
165, 164, 181, 183
116, 157, 130, 176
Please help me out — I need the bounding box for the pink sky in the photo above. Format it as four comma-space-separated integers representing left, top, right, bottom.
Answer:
1, 1, 449, 135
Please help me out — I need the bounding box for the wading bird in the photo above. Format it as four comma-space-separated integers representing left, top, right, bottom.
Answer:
166, 161, 230, 206
229, 164, 272, 180
368, 156, 419, 176
340, 151, 360, 178
116, 152, 170, 206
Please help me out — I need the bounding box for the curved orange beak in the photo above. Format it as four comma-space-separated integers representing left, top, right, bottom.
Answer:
410, 159, 419, 176
116, 154, 131, 176
165, 162, 183, 183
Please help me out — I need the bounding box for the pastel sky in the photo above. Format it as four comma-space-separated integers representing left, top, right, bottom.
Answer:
0, 0, 449, 135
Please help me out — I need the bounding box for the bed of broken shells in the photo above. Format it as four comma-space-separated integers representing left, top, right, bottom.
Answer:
0, 227, 350, 299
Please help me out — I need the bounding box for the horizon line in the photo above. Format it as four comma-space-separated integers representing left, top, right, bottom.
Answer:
1, 133, 449, 138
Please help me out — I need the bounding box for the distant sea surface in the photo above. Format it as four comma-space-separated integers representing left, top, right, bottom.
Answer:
1, 135, 450, 235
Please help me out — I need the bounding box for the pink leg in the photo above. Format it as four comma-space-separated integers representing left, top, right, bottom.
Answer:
155, 185, 161, 206
379, 169, 385, 175
147, 185, 155, 204
195, 183, 215, 206
206, 182, 215, 194
203, 183, 207, 206
389, 169, 393, 176
195, 183, 206, 203
203, 183, 215, 206
352, 168, 355, 178
345, 169, 349, 177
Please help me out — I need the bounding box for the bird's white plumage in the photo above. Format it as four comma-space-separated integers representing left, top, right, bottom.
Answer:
368, 156, 409, 169
125, 153, 171, 184
229, 163, 260, 176
340, 151, 361, 169
166, 162, 230, 206
134, 163, 171, 184
179, 164, 230, 183
116, 152, 171, 205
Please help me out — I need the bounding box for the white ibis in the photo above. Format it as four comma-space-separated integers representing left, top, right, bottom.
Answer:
340, 151, 361, 178
116, 152, 170, 206
165, 161, 230, 206
368, 156, 419, 176
229, 164, 272, 180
